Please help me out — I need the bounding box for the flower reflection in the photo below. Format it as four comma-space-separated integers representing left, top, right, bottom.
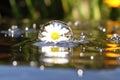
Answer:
42, 58, 69, 64
105, 52, 120, 58
106, 21, 120, 34
105, 43, 120, 52
41, 46, 70, 57
40, 46, 72, 64
105, 42, 120, 65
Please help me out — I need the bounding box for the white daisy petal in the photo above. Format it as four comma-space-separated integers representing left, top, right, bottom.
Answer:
61, 28, 69, 34
53, 27, 58, 31
41, 32, 48, 36
58, 25, 62, 30
45, 24, 54, 32
54, 23, 58, 27
59, 36, 69, 41
41, 37, 47, 41
45, 26, 50, 32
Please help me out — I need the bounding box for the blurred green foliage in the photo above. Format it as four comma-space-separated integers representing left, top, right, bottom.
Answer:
0, 0, 120, 23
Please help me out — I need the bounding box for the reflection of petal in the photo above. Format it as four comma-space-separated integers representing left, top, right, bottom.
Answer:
44, 52, 68, 57
42, 58, 69, 64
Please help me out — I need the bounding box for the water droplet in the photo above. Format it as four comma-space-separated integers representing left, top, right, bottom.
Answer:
77, 69, 84, 77
90, 56, 94, 60
30, 61, 37, 67
19, 46, 22, 52
74, 21, 81, 27
82, 47, 86, 52
25, 27, 29, 31
33, 23, 36, 29
78, 32, 89, 44
102, 28, 106, 32
98, 48, 104, 53
79, 52, 84, 57
40, 65, 45, 70
38, 20, 73, 43
12, 61, 18, 66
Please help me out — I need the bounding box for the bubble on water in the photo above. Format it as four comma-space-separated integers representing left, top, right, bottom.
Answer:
4, 33, 7, 37
30, 61, 37, 67
98, 48, 104, 54
33, 23, 36, 29
82, 47, 86, 52
25, 27, 29, 31
102, 28, 106, 32
12, 61, 18, 66
89, 32, 93, 36
40, 65, 45, 71
74, 21, 81, 27
78, 32, 90, 44
98, 26, 106, 32
79, 52, 84, 57
19, 46, 22, 52
90, 56, 94, 60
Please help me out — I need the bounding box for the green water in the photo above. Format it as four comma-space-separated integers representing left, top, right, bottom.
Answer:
0, 20, 120, 70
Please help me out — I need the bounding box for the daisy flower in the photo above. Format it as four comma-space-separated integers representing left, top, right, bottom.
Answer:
39, 22, 70, 43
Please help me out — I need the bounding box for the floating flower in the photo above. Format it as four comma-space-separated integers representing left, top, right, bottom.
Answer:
38, 20, 73, 43
103, 0, 120, 8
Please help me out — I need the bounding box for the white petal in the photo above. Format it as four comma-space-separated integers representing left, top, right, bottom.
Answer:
58, 25, 62, 30
54, 24, 61, 31
59, 28, 69, 35
59, 36, 69, 41
41, 37, 47, 41
45, 24, 54, 33
54, 23, 58, 27
41, 32, 48, 36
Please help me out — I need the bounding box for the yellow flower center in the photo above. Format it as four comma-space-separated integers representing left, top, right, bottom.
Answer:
51, 32, 60, 40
